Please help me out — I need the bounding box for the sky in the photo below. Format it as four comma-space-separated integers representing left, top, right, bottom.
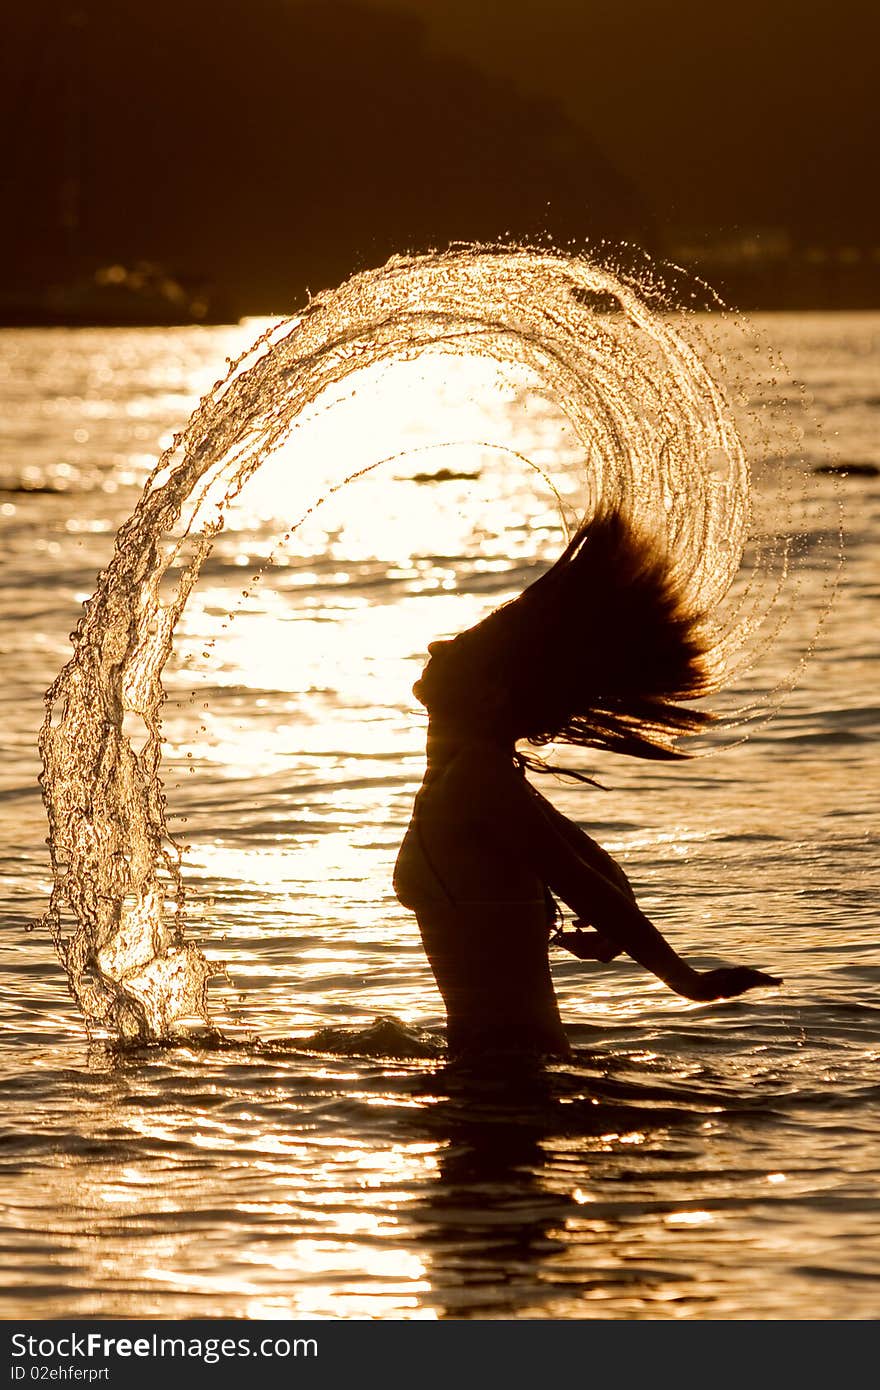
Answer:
2, 0, 877, 312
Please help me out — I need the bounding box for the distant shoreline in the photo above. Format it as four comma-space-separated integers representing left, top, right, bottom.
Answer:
2, 258, 879, 325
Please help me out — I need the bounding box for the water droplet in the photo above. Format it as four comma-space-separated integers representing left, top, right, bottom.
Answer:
707, 448, 729, 477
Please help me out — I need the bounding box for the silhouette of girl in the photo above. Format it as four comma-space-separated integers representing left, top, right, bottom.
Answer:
394, 509, 780, 1057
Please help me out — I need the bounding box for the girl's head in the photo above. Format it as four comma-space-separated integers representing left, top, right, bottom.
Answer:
415, 508, 714, 762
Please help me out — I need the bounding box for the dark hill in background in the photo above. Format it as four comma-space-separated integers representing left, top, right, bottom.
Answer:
2, 0, 650, 315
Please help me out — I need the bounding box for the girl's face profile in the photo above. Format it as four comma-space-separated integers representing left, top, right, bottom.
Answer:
413, 630, 512, 735
412, 637, 461, 708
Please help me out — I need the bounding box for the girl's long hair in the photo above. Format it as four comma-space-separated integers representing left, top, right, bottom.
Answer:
474, 508, 715, 771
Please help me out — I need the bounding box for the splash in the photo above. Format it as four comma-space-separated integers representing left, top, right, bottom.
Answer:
37, 246, 840, 1042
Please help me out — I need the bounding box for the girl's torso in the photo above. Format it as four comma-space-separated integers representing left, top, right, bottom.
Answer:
394, 751, 569, 1057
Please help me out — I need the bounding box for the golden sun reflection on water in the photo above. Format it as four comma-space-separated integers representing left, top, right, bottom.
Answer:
236, 351, 579, 535
18, 1082, 449, 1317
152, 355, 584, 1002
6, 313, 879, 1320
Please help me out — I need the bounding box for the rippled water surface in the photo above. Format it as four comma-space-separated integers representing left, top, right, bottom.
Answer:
1, 310, 878, 1318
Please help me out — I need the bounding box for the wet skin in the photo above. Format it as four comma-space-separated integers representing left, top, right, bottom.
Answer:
394, 638, 781, 1057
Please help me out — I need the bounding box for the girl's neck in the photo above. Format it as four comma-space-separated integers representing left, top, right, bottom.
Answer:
424, 717, 516, 776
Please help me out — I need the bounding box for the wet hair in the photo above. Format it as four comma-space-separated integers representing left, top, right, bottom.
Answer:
461, 508, 715, 772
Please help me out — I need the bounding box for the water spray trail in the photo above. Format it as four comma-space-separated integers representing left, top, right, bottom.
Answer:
36, 247, 840, 1042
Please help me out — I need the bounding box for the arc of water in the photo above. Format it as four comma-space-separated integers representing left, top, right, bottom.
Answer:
36, 246, 837, 1042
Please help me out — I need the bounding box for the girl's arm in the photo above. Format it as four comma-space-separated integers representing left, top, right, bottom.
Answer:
474, 755, 780, 1002
525, 784, 637, 903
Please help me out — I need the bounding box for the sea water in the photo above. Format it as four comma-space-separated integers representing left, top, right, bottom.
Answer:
1, 264, 878, 1317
